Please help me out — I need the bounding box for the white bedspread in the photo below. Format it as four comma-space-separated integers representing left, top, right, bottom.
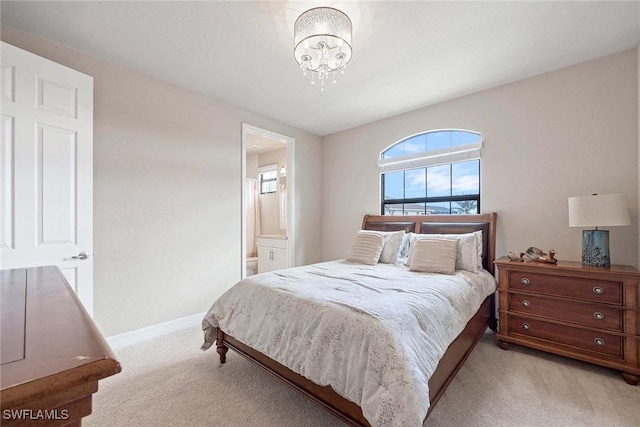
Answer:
201, 260, 495, 427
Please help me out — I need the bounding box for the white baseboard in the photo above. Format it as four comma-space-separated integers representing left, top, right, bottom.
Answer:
107, 311, 205, 349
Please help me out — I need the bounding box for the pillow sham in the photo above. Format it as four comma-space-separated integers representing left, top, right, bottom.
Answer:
409, 238, 457, 274
407, 231, 481, 273
346, 231, 386, 265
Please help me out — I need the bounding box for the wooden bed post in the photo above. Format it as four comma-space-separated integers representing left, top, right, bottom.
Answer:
216, 328, 228, 363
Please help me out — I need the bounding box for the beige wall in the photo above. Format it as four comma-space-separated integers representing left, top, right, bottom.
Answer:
638, 44, 640, 268
322, 49, 639, 268
1, 26, 323, 336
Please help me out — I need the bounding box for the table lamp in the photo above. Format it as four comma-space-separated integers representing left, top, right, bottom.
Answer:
568, 193, 630, 267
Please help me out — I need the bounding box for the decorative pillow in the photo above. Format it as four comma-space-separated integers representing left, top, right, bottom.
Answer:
378, 230, 406, 264
409, 238, 458, 274
346, 232, 386, 265
407, 232, 480, 273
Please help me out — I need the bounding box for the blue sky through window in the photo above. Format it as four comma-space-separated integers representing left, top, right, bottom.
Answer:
384, 160, 479, 200
382, 130, 480, 159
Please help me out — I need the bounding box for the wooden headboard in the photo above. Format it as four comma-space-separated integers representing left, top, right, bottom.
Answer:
361, 213, 497, 274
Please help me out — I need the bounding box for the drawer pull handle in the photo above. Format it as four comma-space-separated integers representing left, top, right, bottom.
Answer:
522, 300, 531, 308
594, 338, 605, 346
522, 323, 531, 330
593, 312, 605, 320
593, 286, 604, 295
520, 278, 530, 285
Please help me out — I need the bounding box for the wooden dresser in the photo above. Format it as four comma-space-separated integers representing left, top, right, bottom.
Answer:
1, 266, 120, 426
495, 257, 639, 385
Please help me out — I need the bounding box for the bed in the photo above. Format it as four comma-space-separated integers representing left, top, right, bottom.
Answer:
202, 213, 497, 426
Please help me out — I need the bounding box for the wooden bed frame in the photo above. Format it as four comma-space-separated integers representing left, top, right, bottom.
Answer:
214, 213, 498, 426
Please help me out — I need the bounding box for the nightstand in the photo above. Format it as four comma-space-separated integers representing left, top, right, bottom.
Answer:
494, 257, 640, 385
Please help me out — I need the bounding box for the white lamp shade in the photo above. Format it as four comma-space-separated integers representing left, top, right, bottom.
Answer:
568, 193, 631, 227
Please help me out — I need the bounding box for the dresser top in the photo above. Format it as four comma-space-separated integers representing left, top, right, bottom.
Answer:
495, 256, 639, 277
1, 266, 120, 392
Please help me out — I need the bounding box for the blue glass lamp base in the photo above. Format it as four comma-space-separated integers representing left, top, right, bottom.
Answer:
581, 230, 610, 267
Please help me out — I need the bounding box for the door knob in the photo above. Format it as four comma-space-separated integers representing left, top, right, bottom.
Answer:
72, 252, 90, 260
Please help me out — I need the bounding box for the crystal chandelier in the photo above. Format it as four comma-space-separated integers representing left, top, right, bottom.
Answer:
293, 7, 352, 90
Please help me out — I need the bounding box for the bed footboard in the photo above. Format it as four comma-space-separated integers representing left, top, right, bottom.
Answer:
212, 294, 494, 426
213, 326, 369, 426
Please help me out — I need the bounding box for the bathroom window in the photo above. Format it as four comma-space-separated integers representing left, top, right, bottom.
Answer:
259, 165, 278, 194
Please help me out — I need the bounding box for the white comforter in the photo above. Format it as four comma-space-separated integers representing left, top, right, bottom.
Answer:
201, 260, 495, 427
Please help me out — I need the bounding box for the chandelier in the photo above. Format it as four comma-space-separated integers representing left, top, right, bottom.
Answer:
293, 7, 352, 90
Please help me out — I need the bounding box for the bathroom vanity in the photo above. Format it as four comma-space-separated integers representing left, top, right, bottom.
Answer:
257, 235, 288, 274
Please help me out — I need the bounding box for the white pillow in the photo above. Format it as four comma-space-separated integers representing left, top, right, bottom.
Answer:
346, 232, 385, 265
409, 238, 457, 274
407, 232, 480, 273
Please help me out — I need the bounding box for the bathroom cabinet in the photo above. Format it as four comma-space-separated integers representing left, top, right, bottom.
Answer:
257, 235, 288, 274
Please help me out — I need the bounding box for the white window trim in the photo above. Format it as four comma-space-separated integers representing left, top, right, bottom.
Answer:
378, 141, 482, 173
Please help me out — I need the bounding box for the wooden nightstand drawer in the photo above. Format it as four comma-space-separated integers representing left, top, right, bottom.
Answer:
509, 315, 623, 358
509, 294, 623, 331
509, 271, 622, 305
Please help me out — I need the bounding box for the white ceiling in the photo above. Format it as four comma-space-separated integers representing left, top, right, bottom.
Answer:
2, 1, 639, 136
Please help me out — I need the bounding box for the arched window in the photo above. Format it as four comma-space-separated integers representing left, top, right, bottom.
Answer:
379, 129, 481, 215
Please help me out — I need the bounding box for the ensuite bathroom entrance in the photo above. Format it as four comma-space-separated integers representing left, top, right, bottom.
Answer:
241, 124, 295, 279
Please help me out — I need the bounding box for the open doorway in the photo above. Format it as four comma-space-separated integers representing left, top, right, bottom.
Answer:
241, 124, 295, 279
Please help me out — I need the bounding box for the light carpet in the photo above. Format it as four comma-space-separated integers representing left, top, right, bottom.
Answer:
85, 327, 640, 427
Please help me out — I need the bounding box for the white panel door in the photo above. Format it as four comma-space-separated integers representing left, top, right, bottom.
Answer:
0, 42, 94, 315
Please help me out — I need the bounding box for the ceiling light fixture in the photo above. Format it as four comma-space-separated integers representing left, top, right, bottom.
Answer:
294, 7, 352, 91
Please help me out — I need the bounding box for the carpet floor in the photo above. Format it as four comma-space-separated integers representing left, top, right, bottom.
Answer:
85, 327, 640, 427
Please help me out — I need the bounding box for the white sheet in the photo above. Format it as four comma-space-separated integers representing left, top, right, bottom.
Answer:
202, 260, 496, 427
